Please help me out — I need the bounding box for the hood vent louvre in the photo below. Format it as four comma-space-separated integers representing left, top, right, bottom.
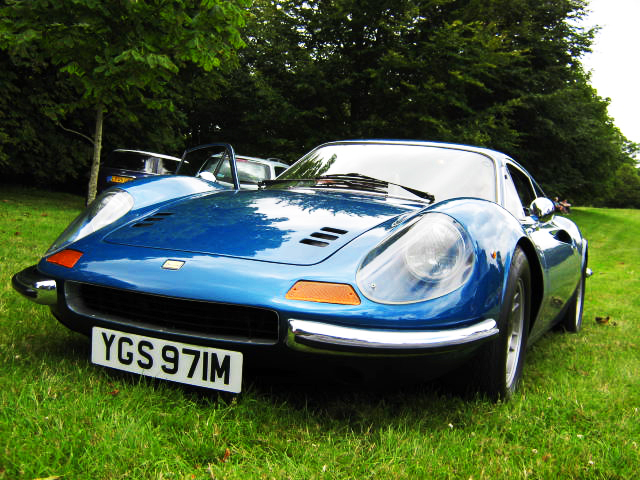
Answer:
133, 212, 174, 228
300, 227, 348, 247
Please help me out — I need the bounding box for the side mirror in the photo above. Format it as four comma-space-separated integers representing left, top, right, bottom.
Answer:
530, 197, 555, 223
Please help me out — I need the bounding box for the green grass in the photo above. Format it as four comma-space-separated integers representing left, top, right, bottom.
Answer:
1, 187, 638, 479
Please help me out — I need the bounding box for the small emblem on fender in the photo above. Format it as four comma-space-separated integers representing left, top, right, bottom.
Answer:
162, 260, 185, 270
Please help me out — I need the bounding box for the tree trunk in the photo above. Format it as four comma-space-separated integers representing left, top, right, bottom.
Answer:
86, 104, 104, 205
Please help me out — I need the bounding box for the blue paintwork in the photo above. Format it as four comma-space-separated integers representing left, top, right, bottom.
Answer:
104, 189, 422, 265
35, 190, 527, 331
110, 175, 224, 209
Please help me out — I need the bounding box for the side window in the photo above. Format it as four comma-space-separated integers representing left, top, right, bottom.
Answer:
214, 157, 233, 183
503, 171, 525, 220
197, 152, 233, 183
505, 164, 537, 219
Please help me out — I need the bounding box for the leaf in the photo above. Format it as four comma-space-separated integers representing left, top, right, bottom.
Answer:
221, 447, 231, 463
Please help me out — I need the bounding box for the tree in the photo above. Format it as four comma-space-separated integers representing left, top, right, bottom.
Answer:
0, 49, 95, 187
2, 0, 635, 205
191, 0, 636, 204
604, 164, 640, 209
187, 0, 527, 156
0, 0, 249, 202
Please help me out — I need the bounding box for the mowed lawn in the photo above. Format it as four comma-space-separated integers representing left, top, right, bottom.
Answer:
1, 187, 638, 479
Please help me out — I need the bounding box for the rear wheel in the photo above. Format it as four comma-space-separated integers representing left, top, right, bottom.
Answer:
561, 264, 586, 333
475, 247, 531, 401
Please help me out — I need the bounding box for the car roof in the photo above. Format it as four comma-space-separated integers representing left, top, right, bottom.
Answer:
317, 139, 513, 166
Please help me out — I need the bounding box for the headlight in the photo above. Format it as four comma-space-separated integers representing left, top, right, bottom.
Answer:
46, 190, 134, 255
356, 213, 475, 304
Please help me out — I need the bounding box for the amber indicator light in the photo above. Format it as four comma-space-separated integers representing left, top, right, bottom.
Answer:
46, 249, 84, 269
286, 281, 361, 305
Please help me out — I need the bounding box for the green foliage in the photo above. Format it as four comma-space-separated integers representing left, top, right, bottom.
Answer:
188, 0, 636, 205
512, 77, 630, 202
188, 0, 531, 154
602, 164, 640, 208
0, 50, 94, 186
1, 0, 637, 206
1, 0, 249, 108
0, 0, 250, 199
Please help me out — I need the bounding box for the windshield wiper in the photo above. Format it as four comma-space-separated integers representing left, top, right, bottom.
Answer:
317, 173, 435, 203
260, 173, 435, 203
259, 178, 316, 188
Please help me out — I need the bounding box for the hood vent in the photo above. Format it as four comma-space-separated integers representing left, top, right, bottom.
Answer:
300, 227, 348, 247
132, 212, 174, 228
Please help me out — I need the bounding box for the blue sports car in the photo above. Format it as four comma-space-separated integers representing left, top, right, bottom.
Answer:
12, 141, 589, 400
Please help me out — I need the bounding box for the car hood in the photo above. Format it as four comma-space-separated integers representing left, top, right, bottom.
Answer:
104, 189, 421, 265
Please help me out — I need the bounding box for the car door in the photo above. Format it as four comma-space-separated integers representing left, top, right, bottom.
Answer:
502, 162, 581, 337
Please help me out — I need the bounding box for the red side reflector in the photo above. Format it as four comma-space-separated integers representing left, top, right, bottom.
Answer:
286, 281, 361, 305
46, 249, 84, 268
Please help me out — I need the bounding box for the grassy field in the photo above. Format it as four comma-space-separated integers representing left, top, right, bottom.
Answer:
1, 186, 638, 479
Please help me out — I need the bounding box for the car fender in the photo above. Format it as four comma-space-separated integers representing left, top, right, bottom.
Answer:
553, 214, 587, 260
430, 198, 543, 326
108, 175, 224, 210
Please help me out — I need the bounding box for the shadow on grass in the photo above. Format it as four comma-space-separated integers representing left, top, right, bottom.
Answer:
10, 327, 90, 363
9, 323, 550, 433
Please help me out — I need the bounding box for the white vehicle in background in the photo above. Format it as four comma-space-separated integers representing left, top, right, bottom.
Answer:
195, 152, 289, 189
237, 155, 289, 185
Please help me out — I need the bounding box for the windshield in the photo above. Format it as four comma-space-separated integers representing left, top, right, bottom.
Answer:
276, 143, 497, 202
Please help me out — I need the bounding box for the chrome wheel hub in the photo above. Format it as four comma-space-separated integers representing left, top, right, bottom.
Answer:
505, 278, 525, 387
574, 278, 584, 328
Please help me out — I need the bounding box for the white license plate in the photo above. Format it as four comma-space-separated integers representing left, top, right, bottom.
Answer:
91, 327, 243, 393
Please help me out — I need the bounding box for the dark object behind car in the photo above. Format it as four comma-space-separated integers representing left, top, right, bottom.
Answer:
98, 149, 181, 193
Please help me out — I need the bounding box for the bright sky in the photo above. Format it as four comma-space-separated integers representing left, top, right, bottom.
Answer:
580, 0, 640, 145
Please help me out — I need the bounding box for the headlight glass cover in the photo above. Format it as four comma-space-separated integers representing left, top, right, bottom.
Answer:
46, 189, 134, 255
356, 213, 475, 304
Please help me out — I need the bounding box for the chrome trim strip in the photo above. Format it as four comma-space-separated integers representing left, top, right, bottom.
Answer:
11, 265, 57, 305
287, 318, 498, 355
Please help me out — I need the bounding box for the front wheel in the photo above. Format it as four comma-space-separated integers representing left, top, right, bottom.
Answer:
475, 247, 531, 401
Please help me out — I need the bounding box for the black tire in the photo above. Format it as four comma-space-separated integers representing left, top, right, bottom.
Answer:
475, 247, 531, 401
561, 262, 586, 333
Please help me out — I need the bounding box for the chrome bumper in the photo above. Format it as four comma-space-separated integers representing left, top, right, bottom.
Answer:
286, 318, 498, 355
11, 265, 57, 305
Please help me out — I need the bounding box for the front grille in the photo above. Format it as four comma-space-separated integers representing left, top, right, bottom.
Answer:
65, 282, 279, 344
